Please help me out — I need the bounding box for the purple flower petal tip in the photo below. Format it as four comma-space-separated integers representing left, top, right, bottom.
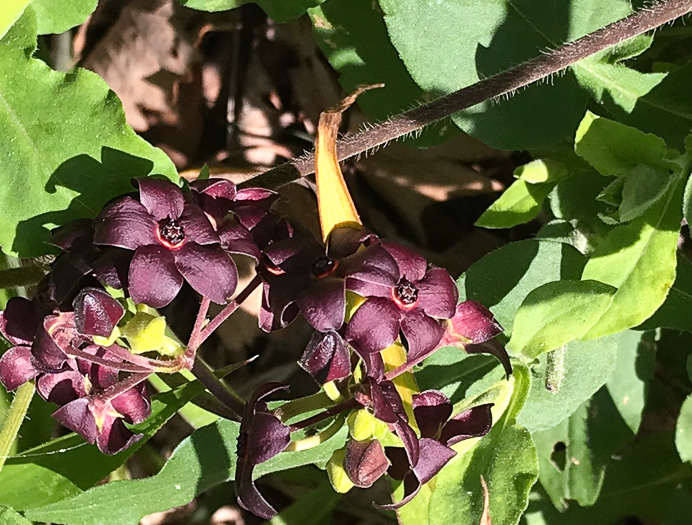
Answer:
442, 301, 503, 346
73, 287, 124, 337
299, 331, 351, 385
0, 347, 39, 391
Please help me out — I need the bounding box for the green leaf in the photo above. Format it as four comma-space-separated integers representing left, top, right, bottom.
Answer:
378, 0, 632, 150
619, 165, 674, 222
532, 388, 632, 509
309, 0, 452, 147
605, 330, 655, 434
417, 350, 504, 405
523, 434, 692, 525
0, 9, 177, 257
0, 0, 31, 41
610, 61, 692, 151
581, 178, 683, 339
475, 179, 554, 229
685, 172, 692, 227
178, 0, 325, 22
429, 366, 537, 525
515, 159, 568, 184
32, 0, 98, 35
459, 240, 587, 338
0, 375, 209, 510
0, 506, 32, 525
676, 395, 692, 464
517, 334, 619, 433
25, 420, 347, 525
269, 481, 338, 525
574, 111, 671, 177
508, 280, 616, 359
394, 481, 433, 525
638, 255, 692, 333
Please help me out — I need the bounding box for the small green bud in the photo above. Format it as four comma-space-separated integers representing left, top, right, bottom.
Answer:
121, 312, 183, 356
348, 409, 377, 441
327, 448, 354, 494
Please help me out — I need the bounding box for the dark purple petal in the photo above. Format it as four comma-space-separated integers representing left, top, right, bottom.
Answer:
344, 298, 400, 354
79, 346, 120, 389
383, 242, 427, 282
32, 313, 79, 371
400, 310, 445, 363
93, 197, 157, 250
258, 281, 300, 332
358, 351, 384, 381
417, 268, 458, 319
91, 249, 132, 290
442, 301, 504, 345
236, 383, 291, 520
36, 369, 85, 404
111, 383, 151, 425
73, 288, 124, 338
192, 178, 237, 200
177, 203, 219, 245
49, 252, 93, 305
53, 398, 99, 444
412, 390, 453, 440
48, 219, 94, 251
378, 439, 456, 511
340, 245, 399, 290
218, 219, 261, 260
344, 439, 390, 488
299, 331, 351, 384
0, 297, 37, 346
465, 339, 512, 378
174, 243, 237, 304
297, 278, 345, 332
96, 417, 143, 455
136, 178, 185, 221
0, 346, 40, 391
327, 227, 374, 259
440, 404, 493, 446
235, 187, 276, 203
129, 246, 183, 307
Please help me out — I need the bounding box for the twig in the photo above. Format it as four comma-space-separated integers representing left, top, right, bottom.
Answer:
242, 0, 692, 190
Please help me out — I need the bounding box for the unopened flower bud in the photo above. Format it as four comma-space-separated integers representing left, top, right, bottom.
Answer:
344, 439, 390, 488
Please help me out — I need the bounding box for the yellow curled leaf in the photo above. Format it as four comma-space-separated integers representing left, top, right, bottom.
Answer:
326, 448, 355, 494
316, 84, 383, 242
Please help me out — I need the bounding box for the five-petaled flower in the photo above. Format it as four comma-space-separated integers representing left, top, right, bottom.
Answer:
94, 178, 237, 307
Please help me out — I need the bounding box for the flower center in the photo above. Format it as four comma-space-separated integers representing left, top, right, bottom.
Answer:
312, 256, 338, 278
157, 219, 186, 248
393, 278, 419, 309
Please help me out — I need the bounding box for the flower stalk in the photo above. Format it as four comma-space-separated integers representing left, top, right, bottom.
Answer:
0, 381, 35, 473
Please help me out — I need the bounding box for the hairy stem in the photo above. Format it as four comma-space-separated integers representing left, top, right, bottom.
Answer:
94, 372, 152, 403
244, 0, 692, 190
0, 382, 35, 471
0, 266, 46, 289
196, 274, 263, 347
290, 398, 359, 431
190, 358, 244, 420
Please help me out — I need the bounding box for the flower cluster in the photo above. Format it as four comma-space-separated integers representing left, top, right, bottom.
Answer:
0, 176, 276, 453
0, 174, 510, 516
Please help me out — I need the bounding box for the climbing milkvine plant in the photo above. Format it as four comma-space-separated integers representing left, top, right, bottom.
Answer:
0, 1, 692, 524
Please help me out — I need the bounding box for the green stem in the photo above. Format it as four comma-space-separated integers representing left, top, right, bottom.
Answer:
0, 382, 35, 472
545, 345, 566, 394
0, 266, 45, 289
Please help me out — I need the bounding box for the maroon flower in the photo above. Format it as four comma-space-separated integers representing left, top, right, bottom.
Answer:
439, 301, 511, 377
190, 179, 279, 260
235, 383, 291, 519
93, 178, 237, 307
381, 390, 492, 509
52, 361, 151, 455
345, 242, 458, 360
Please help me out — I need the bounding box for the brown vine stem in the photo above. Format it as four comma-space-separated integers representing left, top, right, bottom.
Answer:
243, 0, 692, 190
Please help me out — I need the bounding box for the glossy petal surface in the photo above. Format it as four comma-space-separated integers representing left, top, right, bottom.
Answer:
174, 244, 237, 304
94, 197, 157, 250
137, 178, 184, 221
129, 246, 183, 307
